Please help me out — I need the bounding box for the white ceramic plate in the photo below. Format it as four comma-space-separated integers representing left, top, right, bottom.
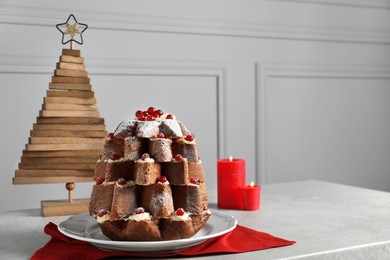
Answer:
58, 211, 237, 253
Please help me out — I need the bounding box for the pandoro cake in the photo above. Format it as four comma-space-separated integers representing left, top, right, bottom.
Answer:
89, 107, 211, 241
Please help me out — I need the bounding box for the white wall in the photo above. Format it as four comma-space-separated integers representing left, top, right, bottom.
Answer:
1, 0, 390, 212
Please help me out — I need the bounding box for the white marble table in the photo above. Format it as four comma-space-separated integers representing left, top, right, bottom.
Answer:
1, 180, 389, 259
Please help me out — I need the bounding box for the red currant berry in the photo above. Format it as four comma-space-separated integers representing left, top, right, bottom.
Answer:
156, 133, 165, 138
166, 114, 174, 119
156, 109, 163, 116
117, 178, 126, 185
97, 209, 107, 217
135, 110, 142, 117
107, 132, 114, 139
135, 207, 145, 214
147, 107, 156, 115
110, 153, 120, 160
96, 177, 104, 185
142, 111, 149, 116
176, 208, 185, 216
175, 154, 183, 161
147, 115, 155, 121
190, 178, 198, 185
141, 153, 150, 160
137, 114, 145, 121
185, 134, 195, 142
159, 176, 167, 183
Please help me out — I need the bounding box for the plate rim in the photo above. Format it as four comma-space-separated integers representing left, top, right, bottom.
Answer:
58, 210, 237, 252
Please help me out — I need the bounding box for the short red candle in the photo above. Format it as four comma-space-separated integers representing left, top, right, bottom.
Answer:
241, 183, 261, 211
217, 158, 245, 209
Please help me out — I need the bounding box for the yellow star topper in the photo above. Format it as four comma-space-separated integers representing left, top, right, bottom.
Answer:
64, 22, 80, 38
56, 14, 88, 49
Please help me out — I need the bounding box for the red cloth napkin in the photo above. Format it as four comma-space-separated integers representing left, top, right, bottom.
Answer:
32, 222, 295, 259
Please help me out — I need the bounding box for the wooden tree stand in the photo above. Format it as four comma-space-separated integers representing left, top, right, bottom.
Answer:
41, 182, 90, 216
13, 49, 106, 216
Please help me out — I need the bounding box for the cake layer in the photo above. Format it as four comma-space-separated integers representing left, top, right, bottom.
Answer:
149, 138, 172, 162
98, 210, 211, 241
133, 161, 161, 185
89, 183, 115, 215
172, 139, 199, 162
102, 136, 124, 161
136, 121, 160, 138
110, 183, 138, 220
160, 218, 194, 240
91, 182, 208, 220
141, 182, 174, 218
159, 120, 182, 138
162, 160, 204, 185
112, 119, 189, 140
124, 136, 146, 161
99, 219, 162, 241
172, 183, 208, 215
93, 160, 107, 180
105, 159, 134, 182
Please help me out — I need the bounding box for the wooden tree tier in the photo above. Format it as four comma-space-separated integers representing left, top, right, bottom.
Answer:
13, 49, 106, 216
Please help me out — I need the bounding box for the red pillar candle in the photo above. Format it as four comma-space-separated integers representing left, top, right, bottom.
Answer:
241, 181, 261, 211
217, 157, 245, 209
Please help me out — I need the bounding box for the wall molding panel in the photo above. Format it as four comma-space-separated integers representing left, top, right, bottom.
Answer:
255, 62, 390, 184
1, 3, 390, 44
278, 0, 390, 9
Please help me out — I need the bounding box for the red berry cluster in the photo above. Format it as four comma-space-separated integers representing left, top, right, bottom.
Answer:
135, 107, 164, 121
156, 133, 165, 138
135, 207, 145, 214
185, 134, 195, 142
117, 178, 127, 185
141, 153, 150, 160
110, 153, 120, 160
97, 209, 107, 217
175, 154, 183, 162
159, 176, 167, 183
189, 177, 198, 185
175, 208, 185, 216
95, 177, 104, 185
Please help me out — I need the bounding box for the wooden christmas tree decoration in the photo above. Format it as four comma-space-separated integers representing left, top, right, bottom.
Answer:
13, 15, 106, 216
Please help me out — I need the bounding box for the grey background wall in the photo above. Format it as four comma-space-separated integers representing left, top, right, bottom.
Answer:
1, 0, 390, 212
